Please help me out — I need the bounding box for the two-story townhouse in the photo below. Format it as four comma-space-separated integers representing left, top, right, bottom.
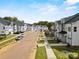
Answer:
55, 19, 68, 43
26, 24, 32, 31
35, 25, 48, 32
20, 22, 25, 33
55, 20, 63, 41
64, 13, 79, 46
42, 26, 48, 31
23, 23, 28, 31
13, 21, 25, 33
0, 19, 13, 35
27, 25, 48, 31
55, 13, 79, 46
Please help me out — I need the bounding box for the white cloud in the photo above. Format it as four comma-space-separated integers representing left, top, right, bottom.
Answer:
38, 4, 58, 15
42, 5, 57, 11
29, 3, 58, 15
39, 5, 57, 15
27, 2, 78, 23
64, 0, 79, 5
0, 2, 78, 23
66, 6, 77, 10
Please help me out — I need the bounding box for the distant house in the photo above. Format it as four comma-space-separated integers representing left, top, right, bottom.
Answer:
23, 23, 28, 31
25, 24, 48, 32
0, 19, 13, 35
26, 24, 32, 31
41, 26, 48, 31
32, 25, 48, 31
13, 21, 25, 33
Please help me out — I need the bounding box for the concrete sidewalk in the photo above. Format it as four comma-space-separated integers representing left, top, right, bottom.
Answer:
50, 44, 67, 46
45, 37, 57, 59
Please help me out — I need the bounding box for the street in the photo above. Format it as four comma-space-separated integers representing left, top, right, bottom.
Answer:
0, 31, 39, 59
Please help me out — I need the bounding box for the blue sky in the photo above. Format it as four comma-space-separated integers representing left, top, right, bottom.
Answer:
0, 0, 79, 23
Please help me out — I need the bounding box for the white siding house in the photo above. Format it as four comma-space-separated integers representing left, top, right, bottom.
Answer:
23, 23, 28, 31
55, 20, 63, 41
55, 13, 79, 46
26, 24, 48, 31
64, 13, 79, 46
0, 19, 13, 35
13, 21, 25, 33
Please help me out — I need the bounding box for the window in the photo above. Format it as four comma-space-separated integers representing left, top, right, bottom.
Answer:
1, 31, 4, 33
3, 27, 5, 29
74, 27, 77, 32
68, 27, 71, 31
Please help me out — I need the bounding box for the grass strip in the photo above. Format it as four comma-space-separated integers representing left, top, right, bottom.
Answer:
35, 46, 47, 59
52, 46, 79, 59
0, 35, 17, 49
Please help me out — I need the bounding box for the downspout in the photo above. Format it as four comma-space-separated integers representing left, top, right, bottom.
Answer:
54, 23, 57, 40
71, 22, 72, 45
61, 20, 64, 42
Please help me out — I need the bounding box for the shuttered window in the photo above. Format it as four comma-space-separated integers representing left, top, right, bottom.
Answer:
74, 27, 77, 32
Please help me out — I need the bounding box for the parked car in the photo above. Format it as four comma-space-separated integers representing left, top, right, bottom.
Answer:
16, 34, 24, 41
21, 33, 24, 37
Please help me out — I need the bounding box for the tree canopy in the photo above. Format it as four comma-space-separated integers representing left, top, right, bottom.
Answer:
3, 17, 18, 22
33, 21, 55, 30
0, 16, 25, 25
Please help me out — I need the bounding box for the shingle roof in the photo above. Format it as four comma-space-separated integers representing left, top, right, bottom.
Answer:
56, 20, 61, 24
13, 21, 25, 26
64, 13, 79, 24
0, 19, 11, 25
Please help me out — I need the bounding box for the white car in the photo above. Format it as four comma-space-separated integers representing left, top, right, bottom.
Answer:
16, 34, 24, 41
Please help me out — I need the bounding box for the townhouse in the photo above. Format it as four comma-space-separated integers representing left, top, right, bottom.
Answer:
23, 23, 28, 31
54, 20, 66, 42
0, 19, 26, 34
64, 13, 79, 46
55, 13, 79, 46
35, 25, 48, 31
26, 24, 48, 32
32, 25, 48, 31
0, 19, 13, 35
26, 24, 32, 31
13, 21, 25, 33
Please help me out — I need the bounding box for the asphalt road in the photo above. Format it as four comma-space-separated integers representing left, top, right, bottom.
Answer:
0, 31, 39, 59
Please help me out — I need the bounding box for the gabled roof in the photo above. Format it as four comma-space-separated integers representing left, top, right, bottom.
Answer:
64, 13, 79, 24
56, 20, 61, 24
13, 21, 25, 26
0, 19, 11, 25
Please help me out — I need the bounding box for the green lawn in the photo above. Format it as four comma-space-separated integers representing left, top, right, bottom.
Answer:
0, 34, 17, 49
0, 34, 16, 42
35, 46, 47, 59
0, 37, 16, 49
51, 46, 79, 59
39, 32, 45, 37
38, 32, 45, 44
